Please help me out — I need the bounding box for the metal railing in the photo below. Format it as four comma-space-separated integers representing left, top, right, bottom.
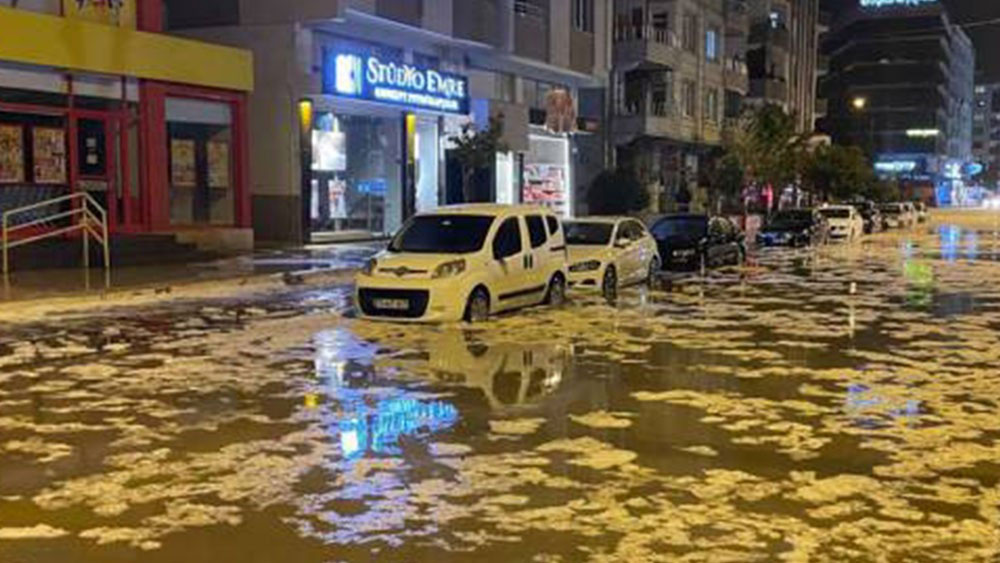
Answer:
2, 191, 110, 282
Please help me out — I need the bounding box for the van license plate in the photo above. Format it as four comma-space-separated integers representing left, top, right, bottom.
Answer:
373, 298, 409, 310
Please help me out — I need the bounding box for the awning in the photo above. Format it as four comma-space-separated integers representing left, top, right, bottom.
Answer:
0, 7, 253, 92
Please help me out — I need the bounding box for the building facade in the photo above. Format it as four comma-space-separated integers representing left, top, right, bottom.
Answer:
166, 0, 611, 244
611, 0, 750, 211
0, 0, 253, 251
972, 82, 1000, 190
818, 0, 975, 206
746, 0, 821, 133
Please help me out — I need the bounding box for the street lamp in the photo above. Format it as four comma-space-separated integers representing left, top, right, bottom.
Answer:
852, 96, 867, 111
851, 96, 874, 158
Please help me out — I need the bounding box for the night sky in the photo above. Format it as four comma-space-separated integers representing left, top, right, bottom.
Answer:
823, 0, 1000, 80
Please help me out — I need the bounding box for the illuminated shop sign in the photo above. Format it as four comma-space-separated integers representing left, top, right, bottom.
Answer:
875, 160, 918, 173
323, 51, 469, 114
860, 0, 936, 8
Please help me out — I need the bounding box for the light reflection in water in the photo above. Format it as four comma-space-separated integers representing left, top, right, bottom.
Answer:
939, 225, 961, 262
845, 383, 921, 429
311, 328, 461, 459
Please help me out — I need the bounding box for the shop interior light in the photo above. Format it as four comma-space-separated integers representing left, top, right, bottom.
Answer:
906, 129, 940, 137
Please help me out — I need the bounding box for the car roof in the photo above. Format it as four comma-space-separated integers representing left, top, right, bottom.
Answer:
565, 216, 630, 224
418, 203, 558, 217
820, 204, 855, 210
651, 213, 709, 222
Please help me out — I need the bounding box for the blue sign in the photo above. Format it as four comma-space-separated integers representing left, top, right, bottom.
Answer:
322, 50, 470, 114
860, 0, 936, 7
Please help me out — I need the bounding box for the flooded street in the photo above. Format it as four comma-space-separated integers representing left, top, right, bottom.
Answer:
2, 214, 1000, 562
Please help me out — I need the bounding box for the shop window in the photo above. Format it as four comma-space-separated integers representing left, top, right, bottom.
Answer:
492, 217, 522, 259
310, 113, 403, 236
495, 73, 517, 103
526, 215, 548, 248
523, 131, 571, 217
0, 111, 69, 224
166, 97, 234, 226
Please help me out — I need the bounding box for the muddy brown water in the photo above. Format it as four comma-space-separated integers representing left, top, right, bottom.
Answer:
1, 220, 1000, 562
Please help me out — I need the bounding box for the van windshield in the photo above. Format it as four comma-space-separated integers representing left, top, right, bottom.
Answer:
388, 215, 495, 254
819, 208, 851, 220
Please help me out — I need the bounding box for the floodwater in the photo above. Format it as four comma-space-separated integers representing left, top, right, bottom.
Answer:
2, 214, 1000, 562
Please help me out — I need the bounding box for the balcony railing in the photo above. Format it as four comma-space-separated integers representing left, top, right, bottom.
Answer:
614, 23, 680, 48
618, 94, 674, 118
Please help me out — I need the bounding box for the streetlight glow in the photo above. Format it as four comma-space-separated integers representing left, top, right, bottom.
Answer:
852, 96, 867, 111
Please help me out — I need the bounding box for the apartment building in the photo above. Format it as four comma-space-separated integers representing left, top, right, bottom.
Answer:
0, 0, 253, 251
746, 0, 821, 133
612, 0, 750, 210
165, 0, 611, 244
973, 82, 1000, 189
819, 0, 974, 205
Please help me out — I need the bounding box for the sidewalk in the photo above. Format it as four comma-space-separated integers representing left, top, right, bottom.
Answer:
0, 241, 381, 305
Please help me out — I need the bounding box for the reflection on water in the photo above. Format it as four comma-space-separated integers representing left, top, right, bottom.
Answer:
336, 397, 459, 459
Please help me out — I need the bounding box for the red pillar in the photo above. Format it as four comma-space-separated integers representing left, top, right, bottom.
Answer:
234, 93, 251, 228
139, 81, 169, 231
136, 0, 163, 32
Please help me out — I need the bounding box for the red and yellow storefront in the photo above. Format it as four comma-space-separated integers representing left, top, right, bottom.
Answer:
0, 1, 252, 247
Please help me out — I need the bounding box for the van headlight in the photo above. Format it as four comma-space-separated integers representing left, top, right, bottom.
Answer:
569, 260, 601, 273
361, 258, 377, 276
432, 259, 466, 279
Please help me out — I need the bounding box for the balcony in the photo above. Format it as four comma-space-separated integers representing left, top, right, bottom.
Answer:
453, 0, 500, 46
725, 0, 749, 35
723, 57, 749, 93
749, 22, 789, 50
614, 24, 682, 68
376, 0, 423, 27
750, 78, 787, 102
514, 1, 549, 62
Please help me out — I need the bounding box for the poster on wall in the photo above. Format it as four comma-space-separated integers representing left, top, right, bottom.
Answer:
328, 178, 347, 219
170, 139, 196, 187
522, 164, 568, 215
62, 0, 136, 28
312, 130, 347, 172
33, 127, 66, 184
0, 125, 24, 184
207, 141, 230, 188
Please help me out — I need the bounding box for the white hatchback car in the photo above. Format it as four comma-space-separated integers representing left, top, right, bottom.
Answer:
356, 204, 568, 323
564, 217, 660, 299
818, 205, 864, 241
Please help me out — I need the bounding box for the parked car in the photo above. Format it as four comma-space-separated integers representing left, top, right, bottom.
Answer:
564, 217, 660, 300
914, 201, 929, 223
648, 214, 744, 271
902, 202, 918, 225
850, 200, 883, 234
355, 204, 568, 323
879, 203, 912, 229
757, 209, 830, 247
818, 205, 865, 241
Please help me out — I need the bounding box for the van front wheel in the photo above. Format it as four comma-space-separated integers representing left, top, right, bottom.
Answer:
464, 287, 491, 323
545, 275, 566, 307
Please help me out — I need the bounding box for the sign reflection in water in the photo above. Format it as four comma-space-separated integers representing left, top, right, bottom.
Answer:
312, 328, 461, 459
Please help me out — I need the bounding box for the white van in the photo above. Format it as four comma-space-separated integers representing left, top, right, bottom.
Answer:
355, 204, 569, 322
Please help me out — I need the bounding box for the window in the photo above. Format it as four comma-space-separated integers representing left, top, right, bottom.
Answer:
565, 222, 613, 245
526, 215, 548, 248
627, 220, 648, 239
492, 217, 523, 259
572, 0, 593, 32
683, 13, 698, 53
545, 215, 561, 236
705, 89, 719, 123
683, 80, 696, 117
708, 217, 729, 240
390, 215, 495, 254
705, 27, 718, 61
495, 72, 516, 103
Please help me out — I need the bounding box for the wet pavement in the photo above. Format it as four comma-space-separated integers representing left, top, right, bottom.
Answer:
1, 213, 1000, 562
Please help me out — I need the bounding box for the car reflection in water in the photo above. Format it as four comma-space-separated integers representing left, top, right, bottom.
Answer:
308, 327, 573, 461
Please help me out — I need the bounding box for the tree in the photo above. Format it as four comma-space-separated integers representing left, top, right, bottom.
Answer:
450, 116, 508, 203
587, 167, 650, 215
708, 152, 745, 213
801, 144, 876, 202
864, 178, 901, 203
729, 104, 806, 207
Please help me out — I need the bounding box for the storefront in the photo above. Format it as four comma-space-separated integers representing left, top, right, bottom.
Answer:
302, 39, 470, 242
0, 2, 252, 248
